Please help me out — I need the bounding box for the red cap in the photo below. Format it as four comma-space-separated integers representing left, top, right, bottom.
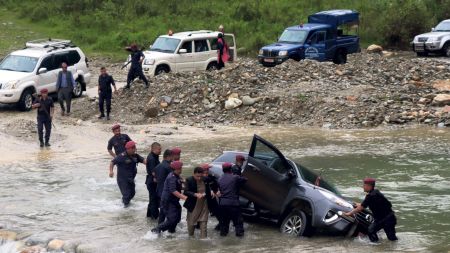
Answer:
111, 124, 121, 130
236, 155, 246, 161
200, 163, 212, 170
125, 141, 136, 149
363, 178, 376, 185
171, 161, 183, 170
171, 147, 182, 155
222, 162, 233, 169
40, 88, 48, 94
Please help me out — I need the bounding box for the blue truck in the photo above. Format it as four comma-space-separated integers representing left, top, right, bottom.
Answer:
258, 10, 360, 66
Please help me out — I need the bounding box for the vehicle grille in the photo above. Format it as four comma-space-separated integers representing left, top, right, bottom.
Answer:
418, 37, 428, 42
355, 212, 373, 227
263, 49, 278, 57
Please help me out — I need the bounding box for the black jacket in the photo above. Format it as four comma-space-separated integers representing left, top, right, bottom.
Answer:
183, 176, 212, 212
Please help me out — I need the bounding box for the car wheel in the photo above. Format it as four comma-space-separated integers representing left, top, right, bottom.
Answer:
280, 209, 308, 236
333, 50, 347, 64
416, 52, 428, 57
155, 65, 169, 76
443, 43, 450, 57
18, 89, 34, 111
207, 62, 218, 71
72, 80, 83, 98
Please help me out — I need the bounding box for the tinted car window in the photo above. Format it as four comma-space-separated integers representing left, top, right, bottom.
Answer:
209, 38, 218, 50
67, 50, 81, 65
311, 31, 326, 44
53, 53, 69, 69
180, 41, 192, 53
254, 140, 289, 174
39, 55, 54, 71
194, 40, 209, 52
295, 162, 340, 195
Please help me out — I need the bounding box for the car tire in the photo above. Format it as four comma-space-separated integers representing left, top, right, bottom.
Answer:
280, 209, 309, 237
416, 52, 428, 57
18, 88, 34, 111
72, 80, 83, 98
333, 49, 347, 64
207, 62, 218, 71
442, 43, 450, 57
155, 65, 169, 76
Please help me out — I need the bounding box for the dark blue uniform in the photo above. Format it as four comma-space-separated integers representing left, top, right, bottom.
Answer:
112, 152, 145, 205
146, 152, 160, 218
218, 173, 247, 237
231, 164, 242, 175
33, 97, 54, 145
156, 172, 183, 233
126, 50, 149, 88
107, 134, 132, 156
155, 160, 172, 224
98, 74, 115, 117
362, 189, 398, 242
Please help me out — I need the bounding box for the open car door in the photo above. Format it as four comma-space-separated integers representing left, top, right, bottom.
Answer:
224, 33, 237, 62
241, 135, 295, 215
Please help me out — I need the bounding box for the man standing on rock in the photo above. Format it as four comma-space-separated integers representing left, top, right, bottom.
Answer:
146, 142, 162, 219
32, 88, 54, 147
125, 43, 149, 89
155, 149, 173, 224
107, 124, 132, 158
152, 161, 187, 234
109, 141, 147, 207
56, 62, 76, 116
98, 67, 117, 120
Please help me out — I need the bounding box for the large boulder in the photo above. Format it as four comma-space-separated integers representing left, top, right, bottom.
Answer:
433, 94, 450, 106
225, 98, 242, 110
47, 239, 65, 250
242, 96, 258, 106
367, 44, 383, 53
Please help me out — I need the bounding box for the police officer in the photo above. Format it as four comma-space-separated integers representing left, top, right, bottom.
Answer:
232, 155, 246, 175
107, 124, 132, 158
217, 162, 247, 237
171, 147, 181, 161
109, 141, 147, 207
151, 161, 187, 234
146, 142, 161, 219
154, 149, 173, 224
32, 88, 54, 147
98, 67, 117, 120
125, 43, 149, 89
344, 178, 398, 242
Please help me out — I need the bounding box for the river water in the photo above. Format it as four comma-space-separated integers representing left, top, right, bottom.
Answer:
0, 126, 449, 253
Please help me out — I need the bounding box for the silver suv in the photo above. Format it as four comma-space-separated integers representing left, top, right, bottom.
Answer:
0, 39, 91, 110
412, 19, 450, 57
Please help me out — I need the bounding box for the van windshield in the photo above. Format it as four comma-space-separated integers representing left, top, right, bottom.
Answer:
0, 55, 38, 72
435, 21, 450, 32
150, 37, 181, 53
279, 30, 308, 43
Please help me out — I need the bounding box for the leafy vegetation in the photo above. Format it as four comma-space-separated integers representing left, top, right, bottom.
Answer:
1, 0, 450, 60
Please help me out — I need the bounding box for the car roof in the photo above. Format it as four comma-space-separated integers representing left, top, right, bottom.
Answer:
10, 47, 79, 58
286, 23, 330, 31
159, 30, 223, 40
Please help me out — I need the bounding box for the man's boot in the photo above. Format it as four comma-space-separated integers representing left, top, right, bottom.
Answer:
40, 141, 44, 148
106, 114, 110, 120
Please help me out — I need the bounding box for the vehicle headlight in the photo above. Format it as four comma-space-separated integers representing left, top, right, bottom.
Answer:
430, 37, 442, 42
3, 80, 19, 89
259, 49, 263, 55
279, 50, 288, 56
319, 190, 353, 209
144, 59, 155, 65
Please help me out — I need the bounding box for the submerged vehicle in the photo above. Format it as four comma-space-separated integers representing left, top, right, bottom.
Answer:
210, 135, 373, 237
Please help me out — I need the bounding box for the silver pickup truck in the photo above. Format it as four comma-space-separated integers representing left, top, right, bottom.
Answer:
412, 19, 450, 57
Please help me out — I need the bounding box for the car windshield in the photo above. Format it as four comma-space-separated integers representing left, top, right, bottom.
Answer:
0, 55, 38, 72
295, 162, 341, 195
278, 30, 308, 43
435, 21, 450, 32
150, 37, 181, 53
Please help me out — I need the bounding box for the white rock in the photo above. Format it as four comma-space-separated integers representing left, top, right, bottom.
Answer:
367, 44, 383, 53
225, 98, 242, 110
242, 96, 257, 106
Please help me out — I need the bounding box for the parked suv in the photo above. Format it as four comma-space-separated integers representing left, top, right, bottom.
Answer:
127, 30, 236, 77
210, 135, 373, 237
0, 39, 91, 111
412, 19, 450, 57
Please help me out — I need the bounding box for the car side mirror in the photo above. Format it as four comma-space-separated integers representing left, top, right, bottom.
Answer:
307, 39, 312, 44
179, 49, 187, 54
38, 68, 47, 74
431, 27, 435, 32
287, 170, 297, 179
149, 44, 153, 48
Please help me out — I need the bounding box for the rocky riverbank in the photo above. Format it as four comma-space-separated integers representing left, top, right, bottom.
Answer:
72, 51, 450, 128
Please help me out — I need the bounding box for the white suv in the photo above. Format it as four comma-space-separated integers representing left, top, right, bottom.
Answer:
0, 39, 91, 111
412, 19, 450, 57
128, 30, 237, 76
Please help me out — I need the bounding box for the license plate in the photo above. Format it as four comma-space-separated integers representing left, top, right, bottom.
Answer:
264, 58, 274, 63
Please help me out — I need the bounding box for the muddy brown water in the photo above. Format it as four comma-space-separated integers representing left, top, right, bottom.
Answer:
0, 124, 449, 253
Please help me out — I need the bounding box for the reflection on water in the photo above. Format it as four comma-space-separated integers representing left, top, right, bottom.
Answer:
0, 127, 449, 253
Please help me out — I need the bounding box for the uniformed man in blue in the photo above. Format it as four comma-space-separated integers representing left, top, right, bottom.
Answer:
125, 43, 149, 89
107, 124, 132, 158
151, 161, 187, 234
109, 141, 147, 207
232, 155, 246, 176
146, 142, 162, 219
217, 162, 247, 237
32, 88, 54, 147
344, 178, 398, 242
97, 67, 117, 120
154, 149, 173, 224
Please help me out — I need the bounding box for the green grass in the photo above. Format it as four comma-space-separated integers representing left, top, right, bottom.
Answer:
1, 0, 450, 61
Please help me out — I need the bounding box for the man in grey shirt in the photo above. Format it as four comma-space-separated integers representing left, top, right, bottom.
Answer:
56, 62, 76, 116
